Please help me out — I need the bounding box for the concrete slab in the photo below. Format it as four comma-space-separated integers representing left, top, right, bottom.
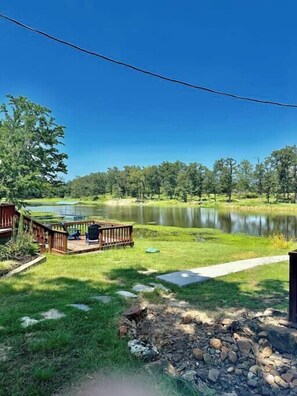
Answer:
157, 255, 288, 287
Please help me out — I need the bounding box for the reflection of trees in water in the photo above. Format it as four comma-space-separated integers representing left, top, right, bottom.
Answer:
29, 204, 297, 238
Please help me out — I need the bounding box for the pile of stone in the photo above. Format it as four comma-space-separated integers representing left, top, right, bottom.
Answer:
124, 304, 297, 396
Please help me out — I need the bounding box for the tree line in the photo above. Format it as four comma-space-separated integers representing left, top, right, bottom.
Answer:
61, 146, 297, 203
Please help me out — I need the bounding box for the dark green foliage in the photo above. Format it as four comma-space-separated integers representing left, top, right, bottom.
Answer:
0, 95, 67, 203
0, 233, 38, 261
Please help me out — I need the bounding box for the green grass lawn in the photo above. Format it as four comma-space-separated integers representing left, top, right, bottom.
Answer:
0, 226, 294, 395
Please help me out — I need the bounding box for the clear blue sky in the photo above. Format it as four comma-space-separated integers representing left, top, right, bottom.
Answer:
0, 1, 296, 180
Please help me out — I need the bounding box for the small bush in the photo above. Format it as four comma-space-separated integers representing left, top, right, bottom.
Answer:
0, 233, 38, 262
270, 234, 293, 249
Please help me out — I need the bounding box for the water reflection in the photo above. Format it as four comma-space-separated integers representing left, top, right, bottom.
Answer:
27, 204, 297, 238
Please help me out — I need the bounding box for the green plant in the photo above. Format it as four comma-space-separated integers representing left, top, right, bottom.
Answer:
270, 233, 293, 249
0, 233, 38, 262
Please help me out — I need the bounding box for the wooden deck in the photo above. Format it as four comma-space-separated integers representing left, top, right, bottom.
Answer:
0, 204, 134, 255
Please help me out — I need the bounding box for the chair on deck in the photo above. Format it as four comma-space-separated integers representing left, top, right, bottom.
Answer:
60, 222, 81, 240
85, 224, 101, 245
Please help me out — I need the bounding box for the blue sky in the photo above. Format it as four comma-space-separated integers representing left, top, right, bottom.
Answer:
0, 1, 296, 180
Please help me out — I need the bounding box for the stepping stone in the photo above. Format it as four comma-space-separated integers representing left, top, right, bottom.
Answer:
148, 282, 170, 292
20, 316, 40, 328
116, 291, 138, 298
0, 345, 12, 362
137, 269, 158, 275
67, 304, 92, 312
132, 284, 155, 293
91, 295, 112, 304
41, 309, 66, 320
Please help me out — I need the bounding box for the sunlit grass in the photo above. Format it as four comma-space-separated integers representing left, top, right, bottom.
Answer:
0, 225, 293, 395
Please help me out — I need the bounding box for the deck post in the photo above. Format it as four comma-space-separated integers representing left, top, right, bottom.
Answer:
129, 225, 134, 246
289, 250, 297, 323
99, 229, 103, 249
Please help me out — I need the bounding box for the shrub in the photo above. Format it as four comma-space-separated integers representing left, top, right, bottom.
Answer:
0, 233, 38, 262
270, 233, 294, 249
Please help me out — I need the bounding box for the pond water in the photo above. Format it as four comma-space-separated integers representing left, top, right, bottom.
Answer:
27, 203, 297, 238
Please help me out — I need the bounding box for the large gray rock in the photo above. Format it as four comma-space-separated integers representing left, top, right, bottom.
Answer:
128, 339, 159, 361
265, 325, 297, 354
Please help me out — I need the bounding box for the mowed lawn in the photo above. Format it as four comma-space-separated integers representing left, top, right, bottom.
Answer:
0, 226, 293, 395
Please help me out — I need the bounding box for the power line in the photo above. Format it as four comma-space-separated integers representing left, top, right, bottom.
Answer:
1, 13, 297, 109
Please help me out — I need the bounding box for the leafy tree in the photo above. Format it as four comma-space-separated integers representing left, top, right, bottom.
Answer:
0, 95, 67, 203
175, 170, 191, 202
143, 165, 162, 199
213, 158, 237, 202
236, 160, 254, 197
270, 146, 297, 201
262, 159, 278, 203
254, 160, 265, 196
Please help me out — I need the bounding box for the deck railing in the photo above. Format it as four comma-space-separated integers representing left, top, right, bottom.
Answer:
14, 211, 67, 253
51, 219, 134, 252
1, 207, 133, 254
0, 204, 15, 229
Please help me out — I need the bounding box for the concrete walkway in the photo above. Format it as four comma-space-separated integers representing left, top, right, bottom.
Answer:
156, 255, 288, 287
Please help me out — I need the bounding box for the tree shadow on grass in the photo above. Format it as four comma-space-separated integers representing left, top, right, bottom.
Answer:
106, 266, 289, 314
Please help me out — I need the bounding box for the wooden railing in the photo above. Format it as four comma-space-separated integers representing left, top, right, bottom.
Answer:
2, 208, 133, 254
51, 219, 134, 250
14, 211, 68, 253
0, 204, 15, 229
99, 225, 133, 248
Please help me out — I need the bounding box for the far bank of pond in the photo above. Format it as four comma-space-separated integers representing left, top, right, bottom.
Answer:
27, 202, 297, 238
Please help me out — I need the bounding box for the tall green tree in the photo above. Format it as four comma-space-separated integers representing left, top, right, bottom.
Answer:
0, 95, 67, 203
236, 160, 254, 197
213, 158, 237, 202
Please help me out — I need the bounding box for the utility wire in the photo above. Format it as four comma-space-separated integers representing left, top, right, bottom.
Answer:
1, 13, 296, 109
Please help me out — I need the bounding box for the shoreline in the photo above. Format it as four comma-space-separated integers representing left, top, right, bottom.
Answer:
24, 196, 297, 215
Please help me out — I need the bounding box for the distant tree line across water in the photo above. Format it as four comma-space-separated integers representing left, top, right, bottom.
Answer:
48, 145, 297, 204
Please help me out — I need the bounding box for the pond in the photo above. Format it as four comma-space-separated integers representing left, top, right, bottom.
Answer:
27, 203, 297, 238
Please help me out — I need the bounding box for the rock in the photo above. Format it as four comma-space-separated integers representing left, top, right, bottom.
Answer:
166, 362, 178, 377
208, 368, 220, 383
145, 359, 167, 373
123, 306, 147, 321
91, 295, 112, 304
237, 338, 252, 356
249, 365, 260, 374
292, 379, 297, 387
118, 325, 128, 337
210, 338, 222, 349
228, 351, 238, 363
203, 353, 212, 365
258, 331, 268, 338
132, 284, 155, 293
247, 379, 258, 388
128, 339, 158, 361
181, 314, 192, 324
116, 291, 138, 298
41, 309, 66, 320
263, 373, 275, 385
262, 346, 273, 358
230, 344, 239, 352
227, 367, 235, 373
281, 372, 294, 383
137, 269, 157, 275
148, 283, 170, 292
221, 351, 228, 361
266, 325, 297, 355
20, 316, 39, 328
192, 348, 204, 361
247, 372, 257, 380
67, 303, 91, 311
220, 318, 233, 326
235, 368, 243, 375
181, 370, 196, 382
